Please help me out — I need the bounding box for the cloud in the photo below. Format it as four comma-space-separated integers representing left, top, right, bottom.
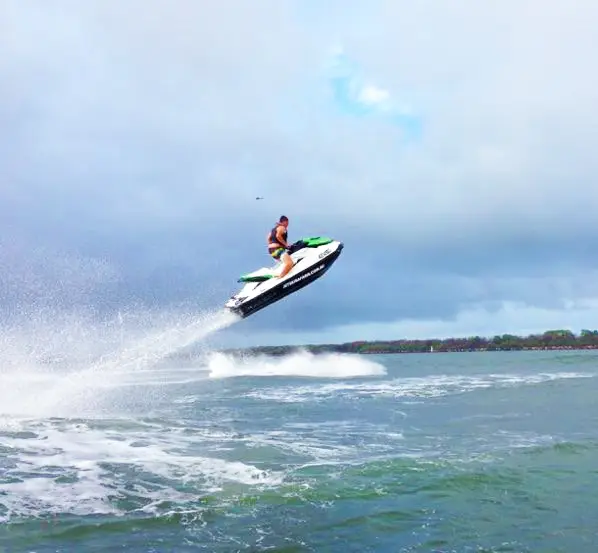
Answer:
210, 297, 598, 349
327, 47, 422, 139
2, 1, 598, 343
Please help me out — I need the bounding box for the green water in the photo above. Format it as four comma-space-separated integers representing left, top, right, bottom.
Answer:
1, 349, 597, 551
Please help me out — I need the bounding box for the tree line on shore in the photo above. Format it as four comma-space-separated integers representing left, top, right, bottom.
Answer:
220, 329, 598, 356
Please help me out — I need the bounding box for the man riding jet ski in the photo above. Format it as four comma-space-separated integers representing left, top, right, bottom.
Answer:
225, 215, 343, 318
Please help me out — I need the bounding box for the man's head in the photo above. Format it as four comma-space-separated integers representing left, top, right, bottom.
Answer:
279, 215, 289, 227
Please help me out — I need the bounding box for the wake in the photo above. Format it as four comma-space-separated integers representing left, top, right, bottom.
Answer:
207, 349, 387, 379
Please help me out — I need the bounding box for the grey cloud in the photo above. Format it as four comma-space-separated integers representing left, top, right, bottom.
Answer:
2, 1, 598, 336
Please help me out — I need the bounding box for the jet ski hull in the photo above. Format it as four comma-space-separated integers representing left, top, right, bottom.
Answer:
225, 239, 343, 318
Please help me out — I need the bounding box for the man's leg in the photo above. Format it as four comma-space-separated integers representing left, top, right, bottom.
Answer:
277, 252, 294, 278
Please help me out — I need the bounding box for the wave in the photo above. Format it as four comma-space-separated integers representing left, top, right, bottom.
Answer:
0, 417, 282, 523
206, 349, 387, 379
243, 370, 597, 403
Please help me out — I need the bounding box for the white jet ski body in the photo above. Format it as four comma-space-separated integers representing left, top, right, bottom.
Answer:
225, 236, 343, 318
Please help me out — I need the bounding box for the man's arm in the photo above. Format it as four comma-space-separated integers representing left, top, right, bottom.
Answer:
276, 227, 289, 248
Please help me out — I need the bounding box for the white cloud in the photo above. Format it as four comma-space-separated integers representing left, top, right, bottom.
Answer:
340, 299, 598, 342
359, 85, 390, 107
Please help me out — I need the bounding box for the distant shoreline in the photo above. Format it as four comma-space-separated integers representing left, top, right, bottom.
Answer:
215, 329, 598, 357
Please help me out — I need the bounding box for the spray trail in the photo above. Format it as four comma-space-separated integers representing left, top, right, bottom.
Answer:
1, 308, 240, 418
83, 309, 239, 375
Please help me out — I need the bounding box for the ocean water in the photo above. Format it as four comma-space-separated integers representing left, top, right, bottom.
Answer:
1, 316, 597, 552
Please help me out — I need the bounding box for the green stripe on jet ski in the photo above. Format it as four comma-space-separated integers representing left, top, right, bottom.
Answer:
303, 237, 333, 247
238, 274, 275, 283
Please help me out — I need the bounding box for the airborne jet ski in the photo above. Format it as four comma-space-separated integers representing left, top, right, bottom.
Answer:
225, 236, 343, 318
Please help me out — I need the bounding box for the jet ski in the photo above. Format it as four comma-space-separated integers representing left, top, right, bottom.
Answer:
225, 236, 344, 318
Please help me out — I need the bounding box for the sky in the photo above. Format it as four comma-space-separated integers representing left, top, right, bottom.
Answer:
2, 0, 598, 348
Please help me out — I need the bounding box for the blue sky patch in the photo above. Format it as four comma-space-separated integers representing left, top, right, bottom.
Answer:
328, 48, 422, 141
